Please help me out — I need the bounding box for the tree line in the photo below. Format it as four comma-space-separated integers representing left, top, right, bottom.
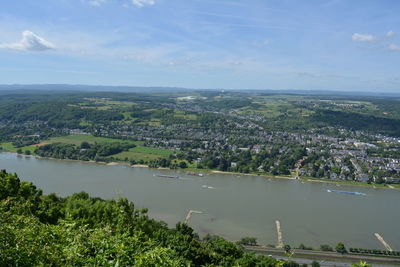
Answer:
34, 142, 135, 162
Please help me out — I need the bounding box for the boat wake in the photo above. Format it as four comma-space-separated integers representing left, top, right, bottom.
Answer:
327, 189, 366, 196
153, 174, 179, 179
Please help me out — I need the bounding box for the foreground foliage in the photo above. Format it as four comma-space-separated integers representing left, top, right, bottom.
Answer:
0, 170, 288, 266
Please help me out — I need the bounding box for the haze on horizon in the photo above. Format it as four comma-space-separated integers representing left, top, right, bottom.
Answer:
0, 0, 399, 92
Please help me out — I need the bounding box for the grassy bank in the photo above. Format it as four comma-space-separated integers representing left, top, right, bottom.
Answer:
0, 134, 174, 163
110, 146, 175, 162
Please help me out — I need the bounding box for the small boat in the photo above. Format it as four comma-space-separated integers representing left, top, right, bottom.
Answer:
327, 189, 366, 196
186, 172, 204, 177
153, 174, 179, 179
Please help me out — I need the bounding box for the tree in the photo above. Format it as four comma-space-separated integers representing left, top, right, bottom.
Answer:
237, 237, 257, 246
284, 244, 292, 254
17, 149, 23, 154
311, 260, 320, 267
179, 161, 188, 169
335, 242, 347, 254
80, 141, 90, 149
320, 244, 333, 251
298, 243, 312, 250
351, 261, 371, 267
25, 150, 31, 155
283, 261, 300, 267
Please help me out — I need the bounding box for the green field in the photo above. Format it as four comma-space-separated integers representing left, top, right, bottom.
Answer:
1, 134, 177, 163
1, 134, 177, 162
0, 142, 37, 153
46, 135, 142, 146
173, 110, 198, 120
110, 146, 175, 162
1, 134, 140, 153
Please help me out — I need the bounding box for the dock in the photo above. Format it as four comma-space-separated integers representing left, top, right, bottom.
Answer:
184, 210, 202, 224
374, 233, 393, 251
276, 220, 284, 248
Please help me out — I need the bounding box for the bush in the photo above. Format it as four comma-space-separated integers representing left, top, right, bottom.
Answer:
335, 242, 347, 254
298, 243, 313, 250
320, 244, 333, 251
349, 247, 400, 256
237, 237, 257, 246
178, 161, 188, 169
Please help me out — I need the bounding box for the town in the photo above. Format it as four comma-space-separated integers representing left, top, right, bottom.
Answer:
1, 90, 399, 186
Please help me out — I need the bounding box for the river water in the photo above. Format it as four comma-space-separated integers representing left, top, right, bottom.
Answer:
1, 152, 399, 250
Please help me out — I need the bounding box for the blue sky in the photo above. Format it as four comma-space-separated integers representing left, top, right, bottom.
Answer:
0, 0, 399, 92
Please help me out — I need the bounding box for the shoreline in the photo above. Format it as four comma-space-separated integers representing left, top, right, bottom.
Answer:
1, 151, 128, 167
210, 170, 297, 180
1, 151, 398, 190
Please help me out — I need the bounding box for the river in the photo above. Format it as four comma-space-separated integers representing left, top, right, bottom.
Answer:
1, 152, 399, 250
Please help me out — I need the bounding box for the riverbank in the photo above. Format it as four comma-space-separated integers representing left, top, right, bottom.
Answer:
0, 151, 125, 167
210, 170, 298, 180
188, 167, 400, 189
302, 177, 400, 189
157, 166, 400, 190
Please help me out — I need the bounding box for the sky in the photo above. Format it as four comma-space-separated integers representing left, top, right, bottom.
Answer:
0, 0, 399, 92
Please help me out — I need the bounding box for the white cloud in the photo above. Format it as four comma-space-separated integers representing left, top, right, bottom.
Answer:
386, 31, 395, 38
351, 33, 378, 43
228, 61, 243, 66
388, 44, 400, 52
87, 0, 107, 6
131, 0, 155, 7
251, 40, 270, 47
83, 0, 156, 7
0, 30, 55, 51
81, 0, 108, 6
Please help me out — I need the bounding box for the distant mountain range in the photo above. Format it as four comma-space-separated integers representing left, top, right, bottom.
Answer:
0, 84, 399, 97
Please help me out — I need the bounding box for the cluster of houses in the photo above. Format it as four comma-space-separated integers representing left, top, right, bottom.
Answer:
66, 100, 400, 183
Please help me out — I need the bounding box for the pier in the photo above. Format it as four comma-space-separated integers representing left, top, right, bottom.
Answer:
374, 233, 393, 251
276, 220, 284, 248
184, 210, 203, 224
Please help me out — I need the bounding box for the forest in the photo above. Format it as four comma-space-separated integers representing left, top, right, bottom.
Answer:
34, 142, 136, 162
